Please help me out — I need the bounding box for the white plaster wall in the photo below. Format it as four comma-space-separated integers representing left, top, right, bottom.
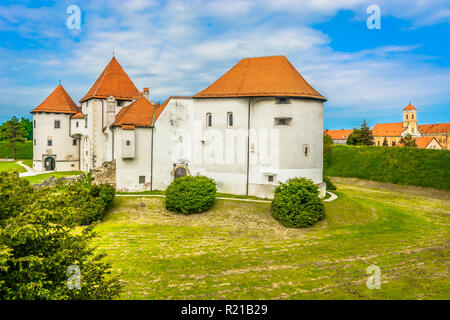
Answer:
152, 98, 196, 191
249, 98, 324, 190
32, 112, 79, 171
114, 127, 153, 191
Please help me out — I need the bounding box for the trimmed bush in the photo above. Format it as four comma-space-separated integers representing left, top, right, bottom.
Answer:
0, 141, 32, 159
165, 176, 216, 214
323, 176, 336, 191
271, 177, 325, 228
324, 145, 450, 190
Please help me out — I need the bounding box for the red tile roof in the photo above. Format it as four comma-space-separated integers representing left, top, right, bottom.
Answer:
194, 56, 326, 101
324, 129, 353, 140
372, 122, 404, 137
113, 96, 158, 128
71, 112, 84, 119
403, 103, 417, 111
31, 85, 79, 114
80, 57, 139, 102
419, 123, 450, 134
397, 137, 441, 148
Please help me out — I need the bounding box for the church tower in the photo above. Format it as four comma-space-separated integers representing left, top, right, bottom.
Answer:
402, 103, 419, 136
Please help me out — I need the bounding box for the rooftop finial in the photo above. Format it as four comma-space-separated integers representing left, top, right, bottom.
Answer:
111, 48, 115, 57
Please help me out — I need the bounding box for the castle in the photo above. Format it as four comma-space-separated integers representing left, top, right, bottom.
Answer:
31, 55, 326, 198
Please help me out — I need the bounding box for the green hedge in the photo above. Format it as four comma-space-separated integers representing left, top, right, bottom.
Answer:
271, 178, 325, 228
165, 176, 217, 214
0, 141, 32, 159
324, 145, 450, 190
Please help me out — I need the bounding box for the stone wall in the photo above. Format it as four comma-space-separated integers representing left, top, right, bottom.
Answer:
92, 160, 116, 186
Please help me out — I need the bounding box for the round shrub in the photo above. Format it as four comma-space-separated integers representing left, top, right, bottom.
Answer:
271, 177, 325, 228
323, 176, 336, 191
165, 176, 217, 214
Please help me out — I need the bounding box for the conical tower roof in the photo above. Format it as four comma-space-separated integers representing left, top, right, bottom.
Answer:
80, 57, 139, 102
32, 84, 79, 114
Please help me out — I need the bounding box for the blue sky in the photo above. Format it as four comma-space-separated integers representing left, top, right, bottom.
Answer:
0, 0, 449, 129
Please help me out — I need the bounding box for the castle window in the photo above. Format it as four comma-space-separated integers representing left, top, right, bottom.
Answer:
126, 140, 131, 146
227, 112, 233, 128
73, 139, 77, 146
85, 115, 88, 128
206, 113, 212, 127
47, 139, 52, 146
34, 139, 36, 146
54, 120, 60, 129
275, 117, 292, 126
139, 176, 145, 184
303, 144, 310, 157
33, 120, 36, 128
268, 175, 273, 182
76, 121, 79, 128
276, 97, 290, 104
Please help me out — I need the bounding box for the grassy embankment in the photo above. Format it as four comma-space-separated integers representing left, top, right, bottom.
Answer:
92, 179, 449, 299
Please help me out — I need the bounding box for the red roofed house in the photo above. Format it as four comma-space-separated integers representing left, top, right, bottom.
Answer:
324, 129, 353, 144
32, 55, 327, 198
396, 136, 443, 149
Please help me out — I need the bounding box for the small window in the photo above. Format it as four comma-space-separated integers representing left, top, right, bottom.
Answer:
227, 112, 233, 128
303, 145, 310, 157
73, 139, 77, 146
54, 120, 60, 129
76, 121, 79, 128
47, 139, 52, 146
406, 114, 408, 120
268, 175, 273, 182
126, 140, 131, 146
412, 114, 414, 120
276, 97, 290, 104
33, 120, 36, 128
34, 139, 36, 146
139, 176, 145, 184
206, 113, 212, 127
275, 117, 292, 126
85, 115, 88, 128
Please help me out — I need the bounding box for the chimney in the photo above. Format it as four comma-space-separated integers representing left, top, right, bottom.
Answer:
143, 87, 149, 100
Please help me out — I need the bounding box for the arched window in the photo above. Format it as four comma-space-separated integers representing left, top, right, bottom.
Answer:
206, 113, 212, 127
406, 114, 408, 120
412, 114, 414, 120
227, 112, 233, 128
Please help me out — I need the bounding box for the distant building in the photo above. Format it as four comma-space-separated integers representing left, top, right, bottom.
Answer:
396, 136, 443, 149
323, 129, 353, 144
372, 104, 449, 149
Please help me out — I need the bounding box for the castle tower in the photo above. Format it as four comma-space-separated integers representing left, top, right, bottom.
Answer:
402, 103, 419, 136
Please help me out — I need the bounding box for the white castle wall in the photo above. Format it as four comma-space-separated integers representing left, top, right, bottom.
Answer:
32, 112, 79, 171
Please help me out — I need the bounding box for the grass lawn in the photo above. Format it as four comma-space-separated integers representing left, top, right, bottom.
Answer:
23, 171, 83, 183
0, 161, 26, 173
93, 180, 449, 299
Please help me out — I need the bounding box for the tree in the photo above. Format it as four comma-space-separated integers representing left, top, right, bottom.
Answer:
0, 172, 122, 300
346, 129, 362, 145
0, 116, 28, 160
400, 134, 417, 148
382, 137, 388, 146
359, 120, 375, 145
20, 117, 33, 141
